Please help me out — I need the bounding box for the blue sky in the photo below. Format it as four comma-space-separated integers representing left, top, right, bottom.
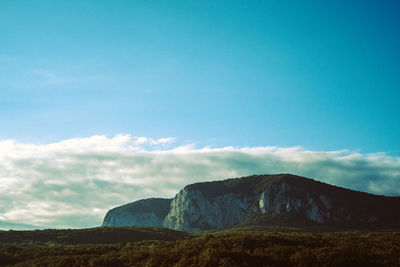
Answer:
1, 1, 400, 228
1, 0, 399, 155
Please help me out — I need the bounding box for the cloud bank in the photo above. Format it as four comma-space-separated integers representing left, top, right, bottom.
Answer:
0, 134, 399, 229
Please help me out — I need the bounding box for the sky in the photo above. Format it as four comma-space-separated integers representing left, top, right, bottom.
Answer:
0, 1, 400, 229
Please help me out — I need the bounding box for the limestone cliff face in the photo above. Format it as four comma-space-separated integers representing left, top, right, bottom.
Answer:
103, 174, 400, 231
102, 198, 172, 227
162, 174, 400, 232
254, 180, 386, 225
103, 211, 163, 227
256, 182, 337, 224
162, 188, 251, 232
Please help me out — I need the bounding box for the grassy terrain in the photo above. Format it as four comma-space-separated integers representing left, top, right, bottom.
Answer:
0, 226, 189, 245
1, 226, 400, 266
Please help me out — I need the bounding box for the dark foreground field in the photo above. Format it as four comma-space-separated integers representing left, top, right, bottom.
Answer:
1, 226, 399, 266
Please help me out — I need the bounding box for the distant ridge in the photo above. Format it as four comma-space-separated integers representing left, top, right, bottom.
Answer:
0, 220, 42, 231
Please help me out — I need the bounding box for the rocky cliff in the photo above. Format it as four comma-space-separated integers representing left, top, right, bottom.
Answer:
102, 198, 172, 227
104, 174, 400, 231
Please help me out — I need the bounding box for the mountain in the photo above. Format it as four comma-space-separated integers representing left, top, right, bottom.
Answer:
0, 220, 42, 231
102, 198, 172, 227
104, 174, 400, 232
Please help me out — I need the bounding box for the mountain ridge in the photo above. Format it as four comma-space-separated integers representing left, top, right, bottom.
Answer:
103, 174, 400, 232
0, 220, 43, 231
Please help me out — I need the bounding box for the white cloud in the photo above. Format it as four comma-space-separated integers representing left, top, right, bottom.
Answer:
0, 134, 399, 229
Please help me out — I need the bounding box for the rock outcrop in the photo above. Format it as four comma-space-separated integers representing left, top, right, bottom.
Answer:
104, 174, 400, 231
162, 189, 252, 232
102, 198, 172, 227
162, 174, 400, 231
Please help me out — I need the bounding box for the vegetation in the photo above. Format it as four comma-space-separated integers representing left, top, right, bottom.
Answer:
0, 226, 189, 245
1, 226, 399, 266
185, 174, 327, 198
